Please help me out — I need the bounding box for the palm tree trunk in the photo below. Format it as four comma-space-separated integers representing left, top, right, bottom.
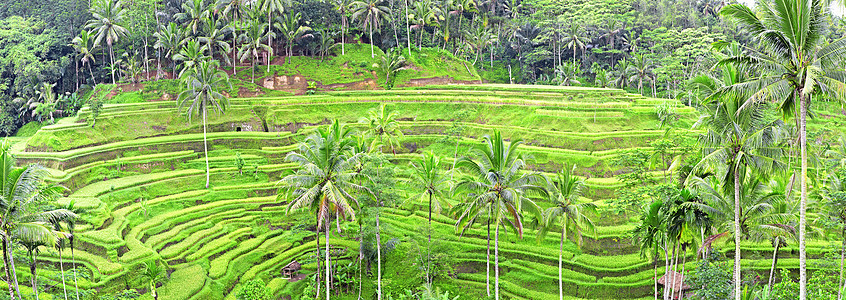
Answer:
109, 45, 117, 84
325, 220, 330, 300
232, 19, 237, 69
315, 215, 321, 300
559, 221, 565, 300
653, 253, 658, 300
376, 208, 382, 300
486, 206, 491, 297
203, 109, 210, 189
768, 239, 780, 289
358, 223, 363, 300
799, 93, 808, 300
494, 219, 500, 300
88, 62, 97, 86
369, 23, 375, 58
427, 192, 432, 285
30, 253, 36, 299
342, 16, 346, 56
839, 227, 845, 300
404, 0, 411, 57
8, 240, 20, 299
680, 247, 687, 300
267, 10, 272, 73
663, 238, 669, 300
733, 168, 741, 300
3, 238, 15, 300
72, 244, 79, 300
60, 247, 67, 300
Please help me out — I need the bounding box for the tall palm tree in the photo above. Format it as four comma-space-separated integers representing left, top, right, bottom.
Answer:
688, 95, 785, 299
278, 120, 371, 300
627, 53, 654, 95
408, 0, 438, 50
62, 200, 85, 300
454, 131, 545, 300
216, 0, 246, 70
238, 17, 271, 83
276, 12, 313, 63
539, 166, 596, 300
86, 0, 128, 85
0, 141, 74, 300
718, 2, 846, 296
21, 239, 46, 299
359, 103, 403, 154
562, 23, 588, 63
198, 16, 233, 66
172, 40, 211, 78
176, 60, 231, 189
70, 30, 98, 86
335, 0, 354, 55
466, 26, 495, 65
406, 151, 451, 285
260, 0, 287, 71
633, 199, 667, 300
352, 0, 391, 58
154, 22, 187, 76
49, 217, 70, 300
612, 58, 631, 89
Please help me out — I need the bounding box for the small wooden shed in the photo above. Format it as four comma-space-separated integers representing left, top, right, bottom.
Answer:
658, 270, 690, 299
281, 260, 301, 279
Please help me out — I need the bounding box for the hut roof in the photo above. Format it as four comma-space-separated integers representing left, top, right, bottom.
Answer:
657, 270, 690, 291
282, 260, 301, 271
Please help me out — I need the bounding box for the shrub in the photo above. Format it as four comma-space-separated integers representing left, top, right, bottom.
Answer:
236, 279, 271, 300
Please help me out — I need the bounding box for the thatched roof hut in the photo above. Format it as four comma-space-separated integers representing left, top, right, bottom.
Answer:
281, 260, 301, 279
657, 270, 690, 299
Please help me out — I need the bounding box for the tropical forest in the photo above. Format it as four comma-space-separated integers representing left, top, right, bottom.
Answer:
0, 0, 845, 299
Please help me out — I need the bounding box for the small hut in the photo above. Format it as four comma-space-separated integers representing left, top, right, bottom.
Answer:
657, 270, 690, 299
281, 260, 301, 279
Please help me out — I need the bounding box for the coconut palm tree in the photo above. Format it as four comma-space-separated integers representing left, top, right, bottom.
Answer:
276, 12, 312, 64
260, 0, 288, 70
86, 0, 129, 85
359, 103, 403, 155
453, 131, 545, 300
718, 2, 846, 296
278, 120, 372, 300
315, 29, 339, 61
408, 0, 438, 50
175, 0, 210, 36
70, 30, 98, 86
238, 17, 271, 83
21, 239, 46, 299
466, 26, 495, 65
352, 0, 391, 58
687, 95, 786, 299
61, 200, 85, 300
406, 151, 451, 285
562, 23, 588, 63
375, 49, 406, 88
141, 260, 167, 300
0, 140, 74, 300
335, 0, 354, 55
627, 53, 654, 95
154, 22, 187, 76
612, 58, 631, 89
216, 0, 246, 69
176, 60, 231, 189
172, 40, 211, 79
633, 199, 667, 300
198, 16, 232, 66
539, 166, 597, 300
48, 217, 71, 300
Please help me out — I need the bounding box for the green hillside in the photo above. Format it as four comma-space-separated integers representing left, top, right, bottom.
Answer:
9, 82, 844, 299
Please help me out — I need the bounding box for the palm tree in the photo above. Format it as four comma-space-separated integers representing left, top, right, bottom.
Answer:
49, 217, 70, 300
0, 140, 74, 300
453, 131, 545, 300
352, 0, 391, 58
466, 26, 495, 65
86, 0, 128, 85
627, 53, 654, 95
260, 0, 287, 71
21, 239, 46, 299
688, 95, 785, 300
141, 261, 167, 300
612, 58, 631, 89
198, 16, 232, 66
216, 0, 246, 70
406, 151, 451, 285
62, 200, 85, 300
562, 23, 588, 63
718, 2, 846, 296
175, 0, 210, 36
278, 120, 371, 300
315, 29, 339, 61
238, 18, 271, 83
276, 12, 313, 64
172, 40, 211, 79
408, 0, 438, 50
176, 60, 231, 189
539, 166, 597, 300
70, 30, 98, 86
359, 103, 403, 154
633, 199, 667, 300
335, 0, 354, 55
154, 22, 187, 76
375, 49, 406, 88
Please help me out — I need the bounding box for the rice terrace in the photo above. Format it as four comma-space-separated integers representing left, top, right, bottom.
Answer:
1, 0, 846, 299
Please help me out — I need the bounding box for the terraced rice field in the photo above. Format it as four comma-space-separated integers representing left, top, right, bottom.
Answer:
13, 84, 843, 299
